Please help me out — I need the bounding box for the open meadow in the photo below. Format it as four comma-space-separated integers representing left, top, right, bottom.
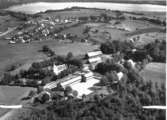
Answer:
140, 62, 166, 87
0, 38, 98, 76
0, 86, 34, 117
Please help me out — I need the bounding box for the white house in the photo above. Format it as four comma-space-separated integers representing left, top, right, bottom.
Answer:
117, 72, 124, 81
127, 59, 136, 68
53, 64, 67, 75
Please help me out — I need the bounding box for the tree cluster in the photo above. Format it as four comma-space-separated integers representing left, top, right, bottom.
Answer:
144, 40, 166, 62
42, 45, 55, 57
100, 40, 134, 54
79, 13, 113, 23
18, 55, 165, 120
95, 62, 124, 75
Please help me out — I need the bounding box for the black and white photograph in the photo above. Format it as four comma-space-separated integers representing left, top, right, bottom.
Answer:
0, 0, 166, 120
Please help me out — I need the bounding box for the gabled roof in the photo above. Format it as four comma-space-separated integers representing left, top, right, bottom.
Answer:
87, 51, 102, 58
88, 57, 102, 63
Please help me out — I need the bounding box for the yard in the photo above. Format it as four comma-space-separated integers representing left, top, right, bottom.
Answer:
0, 15, 22, 32
64, 77, 100, 98
134, 32, 165, 47
0, 86, 34, 117
0, 39, 98, 76
140, 62, 166, 87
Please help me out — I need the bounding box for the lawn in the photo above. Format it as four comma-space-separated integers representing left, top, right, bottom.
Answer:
134, 32, 165, 47
0, 39, 98, 76
0, 86, 34, 117
88, 23, 128, 43
120, 19, 162, 32
140, 62, 166, 87
60, 23, 86, 38
126, 27, 165, 36
0, 15, 22, 32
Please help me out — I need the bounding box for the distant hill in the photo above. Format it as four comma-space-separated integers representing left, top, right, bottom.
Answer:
0, 0, 166, 9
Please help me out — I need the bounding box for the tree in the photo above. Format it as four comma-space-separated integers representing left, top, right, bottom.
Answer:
42, 45, 50, 52
65, 86, 73, 96
100, 41, 116, 54
66, 52, 73, 60
28, 90, 36, 98
37, 86, 43, 94
1, 73, 14, 84
56, 83, 64, 91
67, 58, 83, 68
83, 26, 91, 34
105, 71, 118, 84
115, 11, 123, 19
72, 90, 78, 98
100, 13, 109, 22
100, 76, 109, 86
81, 75, 86, 82
124, 61, 132, 70
40, 93, 50, 104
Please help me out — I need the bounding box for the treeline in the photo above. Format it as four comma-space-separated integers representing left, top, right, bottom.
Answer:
100, 40, 134, 54
95, 60, 124, 75
129, 16, 166, 26
79, 12, 125, 23
100, 40, 166, 63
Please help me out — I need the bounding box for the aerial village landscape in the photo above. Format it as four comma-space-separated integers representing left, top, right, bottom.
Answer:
0, 0, 166, 120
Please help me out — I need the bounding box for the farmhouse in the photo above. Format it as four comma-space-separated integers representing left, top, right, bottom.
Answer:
117, 72, 124, 81
53, 64, 67, 75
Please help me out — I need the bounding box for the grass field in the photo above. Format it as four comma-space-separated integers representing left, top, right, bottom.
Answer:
0, 15, 22, 32
140, 62, 166, 87
0, 39, 98, 76
121, 19, 162, 31
0, 86, 34, 117
134, 32, 165, 47
60, 24, 86, 38
126, 27, 165, 36
58, 21, 165, 45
